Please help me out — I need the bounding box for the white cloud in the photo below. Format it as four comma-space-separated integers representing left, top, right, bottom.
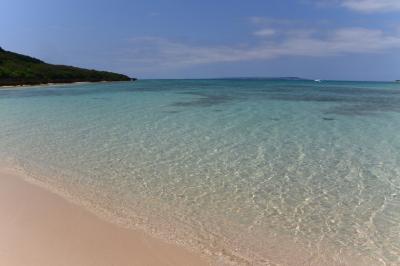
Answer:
254, 29, 276, 37
324, 0, 400, 12
120, 27, 400, 70
249, 17, 296, 26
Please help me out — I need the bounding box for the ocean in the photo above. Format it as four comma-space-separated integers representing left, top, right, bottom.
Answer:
0, 79, 399, 265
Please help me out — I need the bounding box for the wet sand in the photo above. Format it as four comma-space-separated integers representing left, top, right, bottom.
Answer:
0, 167, 208, 266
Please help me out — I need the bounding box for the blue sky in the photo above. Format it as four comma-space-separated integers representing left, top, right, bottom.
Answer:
1, 0, 400, 80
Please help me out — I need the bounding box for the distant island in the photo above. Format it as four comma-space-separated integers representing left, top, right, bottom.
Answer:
216, 77, 311, 81
0, 46, 134, 86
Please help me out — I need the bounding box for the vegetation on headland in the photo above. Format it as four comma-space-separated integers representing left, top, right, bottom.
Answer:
0, 46, 134, 86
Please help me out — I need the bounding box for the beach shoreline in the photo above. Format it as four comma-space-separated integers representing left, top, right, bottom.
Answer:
0, 80, 135, 90
0, 166, 208, 266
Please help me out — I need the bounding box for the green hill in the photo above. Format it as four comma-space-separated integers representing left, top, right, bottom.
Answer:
0, 46, 133, 86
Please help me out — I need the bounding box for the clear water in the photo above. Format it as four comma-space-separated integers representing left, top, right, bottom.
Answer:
1, 80, 400, 265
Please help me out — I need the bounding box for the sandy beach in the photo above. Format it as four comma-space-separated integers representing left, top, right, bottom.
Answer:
0, 167, 208, 266
0, 81, 129, 90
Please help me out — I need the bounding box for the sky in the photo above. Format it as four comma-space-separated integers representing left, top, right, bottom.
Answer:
1, 0, 400, 80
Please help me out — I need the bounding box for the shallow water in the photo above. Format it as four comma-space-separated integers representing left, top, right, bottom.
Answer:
1, 80, 400, 265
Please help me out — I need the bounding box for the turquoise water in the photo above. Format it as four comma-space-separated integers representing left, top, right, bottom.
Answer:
1, 80, 400, 265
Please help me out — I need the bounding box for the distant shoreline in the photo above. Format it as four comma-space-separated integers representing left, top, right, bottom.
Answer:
0, 80, 136, 90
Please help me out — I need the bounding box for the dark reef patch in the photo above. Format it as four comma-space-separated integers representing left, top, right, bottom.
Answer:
171, 92, 236, 107
92, 97, 110, 101
163, 110, 181, 114
324, 101, 400, 116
